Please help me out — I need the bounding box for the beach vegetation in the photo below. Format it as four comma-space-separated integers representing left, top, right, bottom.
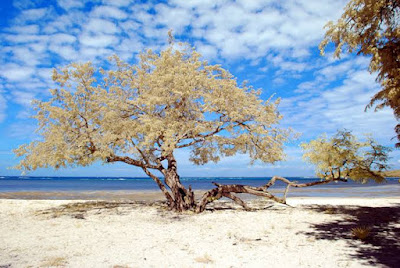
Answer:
40, 256, 67, 267
14, 33, 391, 213
381, 169, 400, 178
194, 253, 214, 264
320, 0, 400, 147
14, 33, 291, 212
351, 225, 372, 240
301, 130, 391, 183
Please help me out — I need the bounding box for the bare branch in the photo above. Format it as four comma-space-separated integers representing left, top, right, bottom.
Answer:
106, 155, 162, 170
141, 167, 174, 205
223, 192, 251, 211
196, 176, 348, 213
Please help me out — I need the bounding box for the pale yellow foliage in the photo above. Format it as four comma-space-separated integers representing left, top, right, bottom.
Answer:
301, 130, 390, 183
320, 0, 400, 146
14, 42, 289, 173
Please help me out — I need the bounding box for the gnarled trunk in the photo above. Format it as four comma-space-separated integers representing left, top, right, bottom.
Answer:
156, 162, 347, 212
163, 155, 195, 211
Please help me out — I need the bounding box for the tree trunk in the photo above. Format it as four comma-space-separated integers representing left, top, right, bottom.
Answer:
163, 154, 195, 211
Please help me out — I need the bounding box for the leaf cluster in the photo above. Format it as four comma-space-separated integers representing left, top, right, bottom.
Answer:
320, 0, 400, 146
14, 42, 289, 172
301, 130, 391, 183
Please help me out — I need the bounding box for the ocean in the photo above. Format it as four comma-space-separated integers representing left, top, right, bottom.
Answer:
0, 176, 399, 199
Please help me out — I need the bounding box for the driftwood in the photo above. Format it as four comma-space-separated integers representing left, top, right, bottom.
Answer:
195, 176, 347, 213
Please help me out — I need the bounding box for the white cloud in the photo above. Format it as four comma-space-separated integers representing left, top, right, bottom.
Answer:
57, 0, 85, 10
1, 64, 34, 81
48, 44, 78, 61
155, 5, 192, 33
9, 47, 40, 66
19, 8, 48, 21
85, 18, 120, 34
101, 0, 133, 7
117, 39, 144, 58
195, 42, 218, 59
119, 20, 140, 32
0, 92, 6, 123
7, 25, 39, 34
11, 91, 36, 107
42, 14, 82, 34
236, 0, 268, 11
4, 34, 46, 43
3, 0, 398, 175
79, 33, 119, 48
50, 33, 77, 44
91, 5, 128, 20
280, 59, 397, 144
36, 68, 54, 81
79, 47, 113, 60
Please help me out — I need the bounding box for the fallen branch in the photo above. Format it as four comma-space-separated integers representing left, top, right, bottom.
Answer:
196, 176, 348, 213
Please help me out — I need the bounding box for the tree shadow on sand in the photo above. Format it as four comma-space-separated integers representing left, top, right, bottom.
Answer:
300, 204, 400, 267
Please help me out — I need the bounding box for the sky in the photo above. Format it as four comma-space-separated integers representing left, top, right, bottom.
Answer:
0, 0, 399, 177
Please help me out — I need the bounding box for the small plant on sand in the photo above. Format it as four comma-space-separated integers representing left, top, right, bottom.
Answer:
194, 253, 214, 264
324, 207, 336, 214
351, 226, 372, 240
40, 256, 67, 267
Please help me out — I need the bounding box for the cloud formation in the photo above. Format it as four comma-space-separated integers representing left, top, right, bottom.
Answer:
0, 0, 398, 175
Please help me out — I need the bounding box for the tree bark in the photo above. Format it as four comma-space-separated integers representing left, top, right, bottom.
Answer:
162, 154, 195, 211
141, 167, 174, 206
109, 151, 348, 213
195, 176, 347, 213
196, 182, 287, 213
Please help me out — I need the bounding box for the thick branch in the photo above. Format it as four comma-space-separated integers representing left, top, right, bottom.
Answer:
196, 176, 348, 213
223, 192, 251, 210
141, 167, 174, 205
196, 182, 287, 213
261, 176, 347, 190
106, 155, 162, 170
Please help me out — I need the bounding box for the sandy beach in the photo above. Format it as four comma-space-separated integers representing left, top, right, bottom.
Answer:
0, 197, 399, 268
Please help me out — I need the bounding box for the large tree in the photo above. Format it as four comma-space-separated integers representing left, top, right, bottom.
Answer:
15, 42, 290, 212
319, 0, 400, 146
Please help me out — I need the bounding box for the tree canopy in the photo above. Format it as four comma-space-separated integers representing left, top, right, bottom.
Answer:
319, 0, 400, 146
301, 130, 391, 183
14, 41, 289, 211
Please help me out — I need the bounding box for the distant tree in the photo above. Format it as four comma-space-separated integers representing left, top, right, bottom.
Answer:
14, 39, 291, 212
319, 0, 400, 146
301, 130, 391, 183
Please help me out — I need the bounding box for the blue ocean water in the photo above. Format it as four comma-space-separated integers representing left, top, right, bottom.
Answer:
0, 176, 399, 195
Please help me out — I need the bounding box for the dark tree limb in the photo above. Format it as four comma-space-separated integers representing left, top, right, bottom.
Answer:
196, 176, 348, 213
196, 182, 287, 213
106, 155, 162, 170
223, 192, 251, 211
141, 167, 174, 206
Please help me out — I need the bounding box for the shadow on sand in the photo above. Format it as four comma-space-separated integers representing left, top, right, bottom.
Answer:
301, 204, 400, 268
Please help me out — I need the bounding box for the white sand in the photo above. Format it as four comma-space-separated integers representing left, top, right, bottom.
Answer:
0, 197, 399, 267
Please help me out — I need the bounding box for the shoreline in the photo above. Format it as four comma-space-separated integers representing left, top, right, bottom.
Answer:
0, 183, 399, 200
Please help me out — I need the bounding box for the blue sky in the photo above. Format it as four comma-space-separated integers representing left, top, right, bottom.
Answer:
0, 0, 399, 177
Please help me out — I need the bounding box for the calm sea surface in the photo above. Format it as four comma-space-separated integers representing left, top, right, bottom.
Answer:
0, 176, 399, 199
